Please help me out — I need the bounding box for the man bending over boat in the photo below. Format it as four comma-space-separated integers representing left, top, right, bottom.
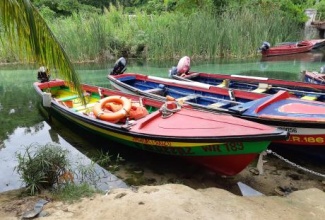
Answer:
169, 56, 191, 77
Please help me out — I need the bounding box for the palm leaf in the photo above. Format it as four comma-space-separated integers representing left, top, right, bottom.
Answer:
0, 0, 84, 103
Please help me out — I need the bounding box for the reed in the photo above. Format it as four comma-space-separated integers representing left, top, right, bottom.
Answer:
0, 5, 304, 62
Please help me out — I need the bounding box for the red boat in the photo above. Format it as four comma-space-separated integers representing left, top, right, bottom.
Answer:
34, 79, 288, 176
259, 40, 313, 57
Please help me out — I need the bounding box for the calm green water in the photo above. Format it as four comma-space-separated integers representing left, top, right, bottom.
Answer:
1, 52, 325, 192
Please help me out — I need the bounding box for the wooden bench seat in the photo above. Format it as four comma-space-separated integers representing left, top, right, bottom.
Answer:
144, 88, 164, 94
177, 94, 199, 102
207, 102, 229, 109
252, 83, 271, 93
301, 94, 321, 101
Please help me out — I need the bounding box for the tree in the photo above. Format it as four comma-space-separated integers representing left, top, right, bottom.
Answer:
0, 0, 84, 102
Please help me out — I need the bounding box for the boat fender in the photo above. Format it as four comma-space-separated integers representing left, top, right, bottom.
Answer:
93, 96, 132, 122
109, 57, 127, 75
129, 105, 149, 120
42, 92, 52, 107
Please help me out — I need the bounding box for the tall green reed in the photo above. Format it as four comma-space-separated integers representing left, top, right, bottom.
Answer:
0, 5, 306, 62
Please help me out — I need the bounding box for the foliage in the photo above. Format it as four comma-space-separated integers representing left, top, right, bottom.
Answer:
0, 0, 319, 62
15, 143, 70, 195
9, 3, 300, 61
0, 0, 84, 103
315, 1, 325, 20
51, 183, 99, 203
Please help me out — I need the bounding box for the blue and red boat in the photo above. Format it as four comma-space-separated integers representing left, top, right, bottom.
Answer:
171, 70, 325, 102
107, 71, 325, 162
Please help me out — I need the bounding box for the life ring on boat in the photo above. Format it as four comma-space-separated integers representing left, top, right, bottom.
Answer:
93, 96, 132, 122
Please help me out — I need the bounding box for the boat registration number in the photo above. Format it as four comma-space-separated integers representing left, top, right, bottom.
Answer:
288, 135, 324, 144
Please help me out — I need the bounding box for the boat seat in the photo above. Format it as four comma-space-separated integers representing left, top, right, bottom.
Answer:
252, 83, 271, 93
207, 102, 229, 109
58, 95, 79, 102
301, 94, 321, 101
217, 79, 229, 88
177, 94, 199, 102
73, 103, 97, 112
145, 88, 164, 94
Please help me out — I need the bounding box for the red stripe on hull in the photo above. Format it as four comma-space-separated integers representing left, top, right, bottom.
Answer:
186, 154, 258, 176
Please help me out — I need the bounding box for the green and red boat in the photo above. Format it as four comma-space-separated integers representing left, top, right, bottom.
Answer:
34, 79, 287, 176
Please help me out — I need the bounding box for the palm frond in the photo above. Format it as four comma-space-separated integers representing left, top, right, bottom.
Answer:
0, 0, 84, 102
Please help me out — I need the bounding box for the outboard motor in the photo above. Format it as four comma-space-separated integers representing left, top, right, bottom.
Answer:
320, 65, 325, 74
168, 66, 178, 78
109, 57, 127, 75
259, 41, 271, 52
37, 66, 50, 82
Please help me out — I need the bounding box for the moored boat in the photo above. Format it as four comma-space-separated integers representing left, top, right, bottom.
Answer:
258, 40, 313, 57
107, 72, 325, 160
34, 78, 288, 176
303, 70, 325, 85
170, 70, 325, 102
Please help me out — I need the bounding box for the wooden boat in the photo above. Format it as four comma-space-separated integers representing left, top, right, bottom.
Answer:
259, 40, 313, 57
303, 70, 325, 85
107, 72, 325, 160
308, 39, 325, 49
171, 71, 325, 102
276, 39, 325, 50
34, 79, 288, 176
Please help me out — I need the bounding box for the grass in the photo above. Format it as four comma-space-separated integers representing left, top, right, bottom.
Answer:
0, 5, 308, 63
51, 183, 100, 203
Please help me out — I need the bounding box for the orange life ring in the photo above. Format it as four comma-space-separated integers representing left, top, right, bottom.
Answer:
93, 96, 131, 122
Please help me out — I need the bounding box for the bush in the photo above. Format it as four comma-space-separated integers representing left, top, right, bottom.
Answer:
15, 143, 71, 195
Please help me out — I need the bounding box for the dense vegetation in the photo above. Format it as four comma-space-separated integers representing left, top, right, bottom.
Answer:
1, 0, 324, 62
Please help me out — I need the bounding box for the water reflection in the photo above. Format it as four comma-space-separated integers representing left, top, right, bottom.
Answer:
0, 121, 127, 193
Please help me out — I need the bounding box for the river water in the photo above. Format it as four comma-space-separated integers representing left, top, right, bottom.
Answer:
1, 51, 325, 193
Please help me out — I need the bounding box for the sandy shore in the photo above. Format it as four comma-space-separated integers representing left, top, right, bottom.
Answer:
0, 155, 324, 220
0, 184, 325, 220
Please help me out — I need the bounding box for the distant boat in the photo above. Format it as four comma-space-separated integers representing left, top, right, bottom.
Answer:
276, 39, 325, 50
258, 40, 314, 57
308, 39, 325, 49
303, 70, 325, 85
33, 78, 288, 176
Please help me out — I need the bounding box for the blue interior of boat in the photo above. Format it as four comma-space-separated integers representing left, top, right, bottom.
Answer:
125, 79, 252, 110
187, 76, 325, 102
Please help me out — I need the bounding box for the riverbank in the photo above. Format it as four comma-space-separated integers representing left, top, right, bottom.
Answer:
0, 184, 325, 220
0, 154, 324, 219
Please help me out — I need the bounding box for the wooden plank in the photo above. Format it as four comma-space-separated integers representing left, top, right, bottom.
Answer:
301, 95, 320, 101
252, 83, 270, 93
217, 79, 229, 88
177, 94, 199, 102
